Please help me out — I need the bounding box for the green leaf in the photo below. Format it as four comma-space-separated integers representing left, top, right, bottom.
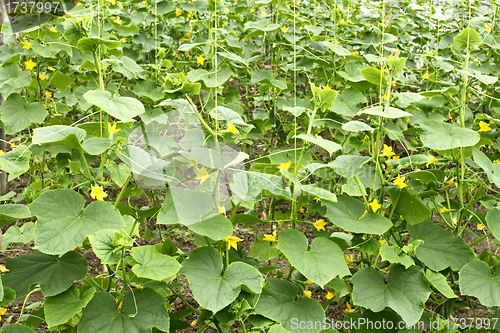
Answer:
31, 37, 72, 57
407, 220, 475, 271
218, 51, 248, 66
105, 161, 131, 187
0, 145, 31, 179
324, 196, 392, 235
49, 72, 74, 90
342, 121, 374, 133
459, 260, 500, 306
0, 324, 36, 333
187, 65, 232, 88
1, 222, 35, 251
81, 137, 111, 155
187, 214, 233, 241
295, 134, 341, 156
76, 37, 121, 53
387, 188, 431, 225
2, 251, 87, 297
44, 285, 96, 327
283, 106, 307, 117
254, 278, 325, 333
0, 94, 47, 134
32, 125, 86, 148
78, 289, 169, 333
30, 189, 125, 255
359, 67, 386, 87
453, 27, 481, 50
249, 236, 281, 261
323, 41, 351, 56
351, 265, 431, 323
180, 247, 263, 313
486, 208, 500, 240
0, 204, 31, 227
379, 243, 414, 269
277, 229, 350, 287
419, 121, 480, 150
87, 229, 122, 265
388, 57, 406, 75
130, 245, 181, 281
230, 171, 293, 203
473, 148, 500, 187
311, 84, 338, 111
83, 90, 145, 121
424, 270, 456, 299
358, 106, 411, 119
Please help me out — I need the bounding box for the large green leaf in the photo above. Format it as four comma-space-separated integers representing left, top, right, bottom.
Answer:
78, 289, 169, 333
424, 270, 456, 299
187, 65, 232, 88
87, 229, 122, 265
277, 229, 349, 287
32, 125, 86, 149
0, 145, 31, 179
44, 285, 96, 327
453, 27, 481, 50
358, 106, 411, 119
387, 188, 430, 225
230, 171, 293, 203
2, 251, 87, 297
83, 90, 145, 121
419, 121, 480, 150
30, 189, 125, 255
254, 278, 325, 333
295, 134, 341, 156
0, 204, 31, 227
130, 245, 181, 281
324, 196, 392, 235
76, 37, 121, 53
359, 67, 387, 87
473, 148, 500, 188
351, 265, 431, 323
1, 222, 35, 251
459, 260, 500, 306
31, 37, 73, 57
280, 170, 336, 202
407, 220, 475, 271
180, 246, 263, 313
0, 94, 47, 134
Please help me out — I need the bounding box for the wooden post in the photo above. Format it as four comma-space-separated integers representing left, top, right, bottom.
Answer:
0, 0, 9, 195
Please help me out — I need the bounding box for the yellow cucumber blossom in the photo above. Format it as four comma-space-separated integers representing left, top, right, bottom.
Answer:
25, 59, 36, 70
263, 230, 277, 242
278, 162, 292, 171
394, 175, 407, 189
225, 235, 243, 250
381, 144, 395, 158
426, 153, 438, 167
194, 166, 210, 184
21, 41, 31, 49
90, 185, 108, 201
479, 121, 492, 132
313, 219, 327, 231
368, 199, 381, 212
325, 292, 334, 300
303, 290, 312, 298
227, 122, 239, 134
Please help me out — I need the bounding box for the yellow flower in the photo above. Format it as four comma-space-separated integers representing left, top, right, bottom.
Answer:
90, 185, 108, 201
261, 10, 266, 17
477, 224, 485, 230
303, 290, 312, 298
379, 239, 386, 245
194, 166, 210, 184
117, 2, 123, 7
393, 155, 400, 162
0, 150, 5, 155
0, 307, 6, 320
383, 92, 388, 100
485, 25, 491, 32
339, 19, 345, 24
48, 66, 56, 71
494, 159, 500, 163
368, 199, 381, 213
440, 207, 449, 213
121, 37, 127, 42
25, 59, 36, 70
479, 121, 492, 132
278, 162, 292, 171
108, 122, 121, 135
396, 48, 401, 55
354, 31, 358, 36
21, 41, 31, 49
382, 144, 395, 158
281, 26, 288, 33
197, 54, 204, 65
50, 26, 58, 33
191, 320, 198, 327
250, 8, 255, 13
422, 73, 429, 80
391, 80, 396, 87
114, 16, 122, 24
325, 292, 334, 300
39, 73, 47, 80
176, 8, 182, 16
344, 254, 353, 266
227, 123, 239, 135
225, 7, 229, 13
426, 153, 438, 167
394, 175, 407, 189
305, 279, 313, 285
45, 91, 52, 98
218, 206, 226, 214
313, 219, 327, 231
110, 0, 116, 4
313, 197, 320, 202
344, 303, 355, 313
225, 235, 243, 250
263, 230, 277, 242
298, 206, 304, 213
0, 265, 9, 273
